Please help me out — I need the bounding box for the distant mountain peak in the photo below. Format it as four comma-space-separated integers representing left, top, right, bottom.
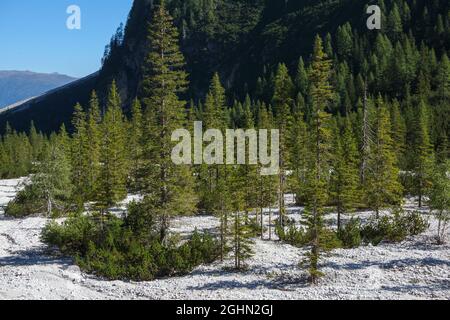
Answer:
0, 70, 77, 109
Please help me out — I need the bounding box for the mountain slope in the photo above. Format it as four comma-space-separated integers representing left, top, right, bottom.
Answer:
0, 71, 76, 109
0, 0, 448, 134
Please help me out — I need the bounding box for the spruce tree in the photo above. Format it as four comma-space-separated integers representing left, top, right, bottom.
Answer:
330, 117, 360, 230
303, 36, 334, 284
32, 136, 72, 217
289, 112, 309, 205
128, 98, 144, 192
230, 166, 254, 270
257, 104, 278, 240
295, 57, 308, 97
413, 100, 434, 207
200, 73, 231, 259
141, 2, 197, 241
272, 63, 294, 226
70, 103, 89, 206
428, 160, 450, 244
366, 97, 403, 218
97, 81, 128, 212
389, 99, 406, 169
86, 91, 102, 199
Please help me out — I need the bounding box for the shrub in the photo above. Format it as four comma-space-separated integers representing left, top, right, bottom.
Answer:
401, 211, 429, 236
361, 209, 429, 245
41, 214, 98, 255
277, 219, 342, 250
320, 228, 343, 251
5, 185, 42, 217
338, 217, 362, 248
276, 220, 310, 247
41, 212, 221, 281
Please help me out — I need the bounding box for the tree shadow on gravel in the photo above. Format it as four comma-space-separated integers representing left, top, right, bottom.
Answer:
186, 270, 310, 291
381, 278, 450, 294
0, 248, 72, 267
324, 257, 450, 271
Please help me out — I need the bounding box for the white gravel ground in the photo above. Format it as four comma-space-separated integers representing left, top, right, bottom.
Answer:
0, 178, 449, 300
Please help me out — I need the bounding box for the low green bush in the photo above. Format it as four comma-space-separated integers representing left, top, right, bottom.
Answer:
276, 219, 309, 247
42, 207, 221, 281
5, 183, 72, 218
276, 218, 342, 250
5, 185, 42, 217
361, 210, 429, 245
338, 217, 362, 248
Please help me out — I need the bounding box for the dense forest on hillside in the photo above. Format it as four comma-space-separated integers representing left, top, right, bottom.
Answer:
0, 0, 449, 283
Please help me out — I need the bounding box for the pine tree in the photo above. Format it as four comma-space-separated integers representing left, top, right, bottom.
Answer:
97, 81, 128, 211
330, 117, 360, 230
29, 121, 44, 162
257, 104, 278, 240
241, 100, 259, 225
295, 57, 308, 96
303, 35, 334, 284
389, 99, 406, 169
128, 98, 144, 192
200, 73, 231, 260
86, 91, 102, 199
289, 112, 309, 205
366, 97, 403, 218
229, 167, 254, 270
387, 3, 403, 41
142, 2, 197, 241
272, 63, 294, 226
32, 136, 72, 217
70, 103, 89, 206
428, 160, 450, 244
413, 100, 434, 207
336, 23, 353, 59
437, 53, 450, 102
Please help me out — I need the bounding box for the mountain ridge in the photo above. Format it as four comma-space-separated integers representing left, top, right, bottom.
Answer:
0, 70, 77, 109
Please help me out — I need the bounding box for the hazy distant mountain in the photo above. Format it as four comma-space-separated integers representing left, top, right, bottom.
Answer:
0, 71, 76, 108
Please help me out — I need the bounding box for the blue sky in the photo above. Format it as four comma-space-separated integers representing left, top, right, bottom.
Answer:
0, 0, 133, 78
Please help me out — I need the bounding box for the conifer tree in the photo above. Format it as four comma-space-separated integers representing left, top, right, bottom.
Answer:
330, 117, 360, 230
240, 100, 259, 225
366, 97, 403, 218
128, 98, 144, 192
142, 2, 197, 241
389, 100, 406, 169
58, 123, 71, 159
272, 63, 294, 226
29, 121, 44, 162
289, 112, 309, 205
303, 36, 334, 284
257, 104, 278, 240
70, 103, 89, 206
413, 100, 434, 207
437, 53, 450, 102
32, 136, 72, 217
230, 167, 254, 270
200, 73, 231, 259
387, 3, 403, 41
336, 23, 353, 59
86, 91, 102, 199
428, 160, 450, 244
97, 81, 128, 211
295, 57, 308, 96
